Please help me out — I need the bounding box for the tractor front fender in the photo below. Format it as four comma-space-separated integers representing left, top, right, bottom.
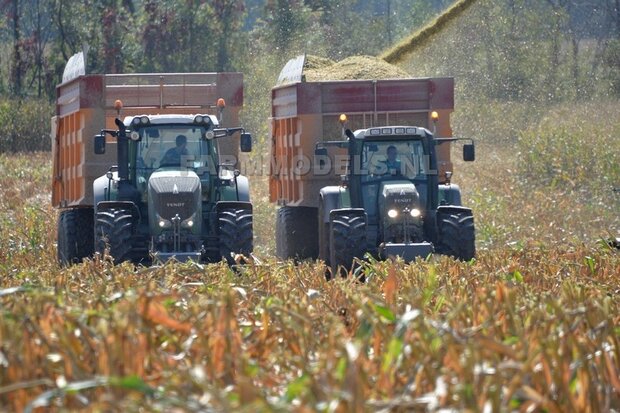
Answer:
93, 172, 119, 205
215, 201, 252, 213
96, 201, 141, 222
436, 205, 473, 216
438, 184, 462, 206
319, 186, 346, 224
218, 174, 251, 202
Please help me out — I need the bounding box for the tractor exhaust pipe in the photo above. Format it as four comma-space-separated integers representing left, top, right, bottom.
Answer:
114, 117, 129, 181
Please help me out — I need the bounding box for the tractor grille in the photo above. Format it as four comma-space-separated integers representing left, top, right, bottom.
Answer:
149, 175, 200, 220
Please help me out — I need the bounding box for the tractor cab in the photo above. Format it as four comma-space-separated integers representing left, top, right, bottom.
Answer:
346, 127, 439, 259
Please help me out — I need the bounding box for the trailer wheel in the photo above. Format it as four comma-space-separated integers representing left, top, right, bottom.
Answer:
218, 207, 253, 264
436, 210, 475, 261
329, 210, 367, 278
57, 208, 94, 266
95, 207, 134, 264
275, 206, 319, 260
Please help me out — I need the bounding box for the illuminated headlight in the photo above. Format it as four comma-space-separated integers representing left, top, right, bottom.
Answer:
181, 214, 197, 228
387, 209, 398, 219
410, 208, 421, 218
158, 217, 171, 229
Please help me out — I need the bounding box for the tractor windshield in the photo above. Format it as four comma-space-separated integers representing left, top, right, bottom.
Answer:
134, 125, 216, 174
360, 139, 428, 181
360, 139, 430, 219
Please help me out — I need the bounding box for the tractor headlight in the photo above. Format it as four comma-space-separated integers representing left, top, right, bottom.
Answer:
181, 213, 197, 229
387, 209, 398, 219
410, 208, 421, 218
157, 214, 172, 229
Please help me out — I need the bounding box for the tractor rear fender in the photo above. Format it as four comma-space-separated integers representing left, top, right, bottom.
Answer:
319, 186, 344, 224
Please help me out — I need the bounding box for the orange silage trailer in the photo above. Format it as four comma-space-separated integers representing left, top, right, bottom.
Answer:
269, 57, 476, 265
52, 72, 244, 208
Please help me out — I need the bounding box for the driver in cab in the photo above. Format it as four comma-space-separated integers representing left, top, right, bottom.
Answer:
161, 134, 188, 166
384, 145, 401, 175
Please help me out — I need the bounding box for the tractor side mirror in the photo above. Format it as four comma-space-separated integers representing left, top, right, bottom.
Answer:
94, 134, 106, 154
240, 133, 252, 152
463, 143, 475, 162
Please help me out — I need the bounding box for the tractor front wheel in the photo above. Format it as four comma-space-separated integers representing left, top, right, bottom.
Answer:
95, 207, 134, 264
329, 209, 367, 278
436, 210, 475, 261
218, 207, 253, 264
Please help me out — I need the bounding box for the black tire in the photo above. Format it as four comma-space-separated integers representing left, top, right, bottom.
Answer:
57, 208, 94, 266
329, 210, 367, 277
436, 210, 475, 261
275, 206, 319, 260
95, 207, 134, 264
218, 208, 253, 264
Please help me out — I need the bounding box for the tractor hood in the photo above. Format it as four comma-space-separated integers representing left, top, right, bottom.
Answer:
148, 170, 202, 235
378, 180, 425, 245
379, 181, 422, 216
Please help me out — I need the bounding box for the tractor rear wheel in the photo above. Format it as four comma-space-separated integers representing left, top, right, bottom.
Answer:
329, 210, 367, 278
218, 207, 253, 264
436, 210, 475, 261
276, 206, 319, 260
57, 208, 94, 266
95, 207, 134, 264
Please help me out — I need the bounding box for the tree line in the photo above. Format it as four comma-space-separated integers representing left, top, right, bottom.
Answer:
0, 0, 618, 151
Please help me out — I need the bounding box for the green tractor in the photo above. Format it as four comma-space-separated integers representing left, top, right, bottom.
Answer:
316, 123, 476, 275
91, 111, 253, 264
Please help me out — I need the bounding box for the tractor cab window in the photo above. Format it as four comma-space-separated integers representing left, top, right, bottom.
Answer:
133, 125, 216, 191
361, 139, 428, 181
136, 125, 214, 173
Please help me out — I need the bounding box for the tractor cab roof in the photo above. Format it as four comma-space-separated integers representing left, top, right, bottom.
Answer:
123, 114, 220, 128
353, 126, 432, 140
